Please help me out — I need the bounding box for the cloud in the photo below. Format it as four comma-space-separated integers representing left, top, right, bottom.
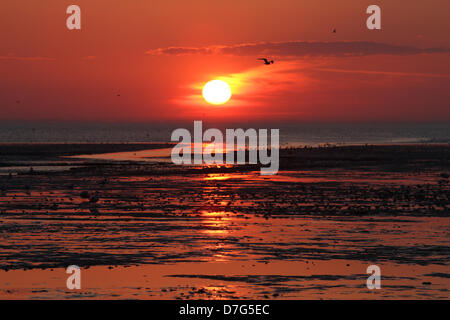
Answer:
0, 56, 54, 61
315, 68, 450, 78
146, 41, 449, 58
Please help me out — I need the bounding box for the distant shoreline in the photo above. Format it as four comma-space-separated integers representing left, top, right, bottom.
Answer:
0, 143, 449, 174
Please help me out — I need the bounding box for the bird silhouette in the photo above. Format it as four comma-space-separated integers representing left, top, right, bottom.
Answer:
258, 58, 274, 65
332, 28, 337, 33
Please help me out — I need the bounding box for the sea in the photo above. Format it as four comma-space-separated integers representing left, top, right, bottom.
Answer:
0, 122, 449, 146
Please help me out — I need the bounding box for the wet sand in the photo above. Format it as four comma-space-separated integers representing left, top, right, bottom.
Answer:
0, 144, 449, 299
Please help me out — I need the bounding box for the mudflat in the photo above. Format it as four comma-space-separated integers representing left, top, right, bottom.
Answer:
0, 144, 449, 299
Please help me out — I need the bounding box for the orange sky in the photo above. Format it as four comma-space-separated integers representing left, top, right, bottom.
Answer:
0, 0, 449, 123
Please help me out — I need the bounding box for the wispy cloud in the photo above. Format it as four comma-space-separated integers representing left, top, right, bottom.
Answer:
315, 68, 450, 78
0, 56, 55, 61
146, 41, 450, 58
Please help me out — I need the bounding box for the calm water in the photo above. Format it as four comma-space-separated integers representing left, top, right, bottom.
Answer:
0, 122, 449, 146
1, 169, 449, 299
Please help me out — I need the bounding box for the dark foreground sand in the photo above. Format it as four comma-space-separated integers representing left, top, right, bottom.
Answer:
0, 144, 449, 299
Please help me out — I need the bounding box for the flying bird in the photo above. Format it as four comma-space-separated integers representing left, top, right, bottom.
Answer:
258, 58, 274, 65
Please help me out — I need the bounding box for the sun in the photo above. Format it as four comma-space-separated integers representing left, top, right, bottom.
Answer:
202, 80, 232, 105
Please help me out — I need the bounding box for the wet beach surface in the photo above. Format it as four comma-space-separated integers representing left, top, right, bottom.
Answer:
0, 144, 449, 299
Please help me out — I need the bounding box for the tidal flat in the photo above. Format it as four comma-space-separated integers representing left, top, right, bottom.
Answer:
0, 143, 449, 299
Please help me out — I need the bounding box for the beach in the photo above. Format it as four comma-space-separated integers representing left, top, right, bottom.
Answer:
0, 143, 449, 299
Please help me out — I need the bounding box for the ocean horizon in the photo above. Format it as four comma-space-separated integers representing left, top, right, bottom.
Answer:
0, 122, 449, 146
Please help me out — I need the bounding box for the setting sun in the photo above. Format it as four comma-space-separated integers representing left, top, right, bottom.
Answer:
202, 80, 232, 105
